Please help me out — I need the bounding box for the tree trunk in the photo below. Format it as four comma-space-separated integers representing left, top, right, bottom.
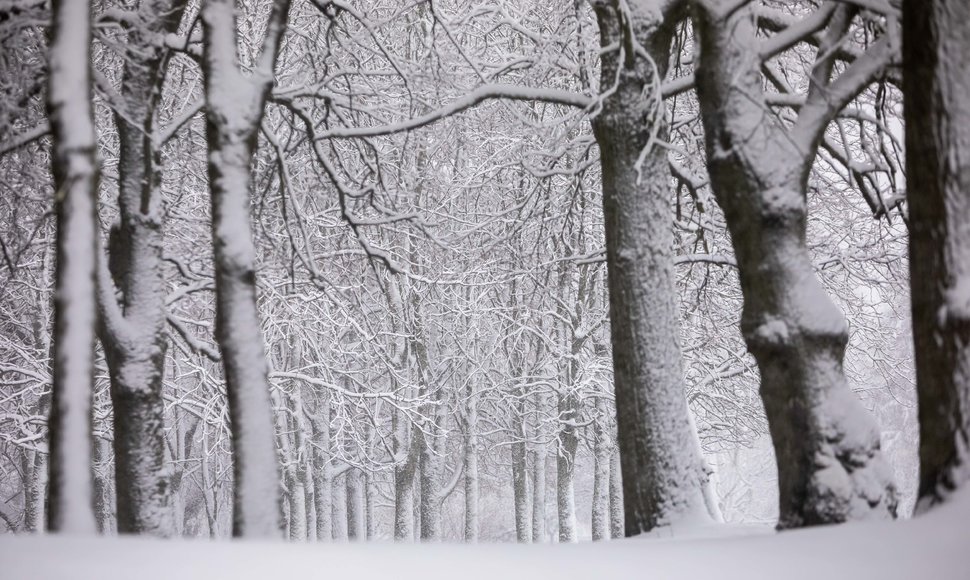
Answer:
464, 382, 480, 542
589, 0, 718, 534
609, 447, 624, 539
97, 0, 187, 538
23, 448, 47, 533
201, 0, 290, 538
903, 0, 970, 510
45, 0, 98, 534
311, 407, 332, 541
591, 398, 611, 541
365, 472, 376, 540
531, 392, 547, 543
331, 474, 348, 541
346, 469, 365, 541
394, 415, 417, 541
692, 0, 897, 528
556, 393, 577, 543
419, 425, 442, 541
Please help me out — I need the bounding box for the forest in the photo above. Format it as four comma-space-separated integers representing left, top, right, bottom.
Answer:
0, 0, 968, 575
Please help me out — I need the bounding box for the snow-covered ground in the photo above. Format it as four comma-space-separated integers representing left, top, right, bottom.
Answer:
3, 491, 967, 580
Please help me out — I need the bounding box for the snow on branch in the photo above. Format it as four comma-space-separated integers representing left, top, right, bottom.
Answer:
316, 84, 592, 140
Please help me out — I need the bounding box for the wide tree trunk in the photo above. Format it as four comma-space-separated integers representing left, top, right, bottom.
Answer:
589, 0, 718, 534
97, 0, 187, 537
692, 0, 897, 528
903, 0, 970, 510
45, 0, 98, 534
201, 0, 290, 538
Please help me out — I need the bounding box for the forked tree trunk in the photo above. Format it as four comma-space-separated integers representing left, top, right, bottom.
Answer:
311, 406, 332, 541
98, 0, 187, 537
903, 0, 970, 510
693, 0, 897, 528
201, 0, 291, 538
46, 0, 98, 534
589, 0, 718, 534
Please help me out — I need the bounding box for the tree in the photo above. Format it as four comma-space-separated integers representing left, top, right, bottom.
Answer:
45, 0, 99, 534
691, 0, 898, 527
589, 0, 721, 534
96, 0, 188, 536
201, 0, 292, 538
903, 0, 970, 510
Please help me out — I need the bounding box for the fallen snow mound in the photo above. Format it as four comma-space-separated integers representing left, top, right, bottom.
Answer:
3, 491, 969, 580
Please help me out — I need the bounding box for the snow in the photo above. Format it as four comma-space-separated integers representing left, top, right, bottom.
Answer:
5, 489, 968, 580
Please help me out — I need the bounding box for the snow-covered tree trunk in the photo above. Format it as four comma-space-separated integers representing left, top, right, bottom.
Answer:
556, 393, 577, 543
418, 427, 442, 541
464, 381, 479, 542
364, 472, 375, 540
201, 0, 291, 538
311, 407, 332, 541
531, 392, 547, 543
97, 0, 187, 538
589, 0, 718, 535
93, 436, 114, 533
692, 0, 897, 528
23, 448, 47, 532
903, 0, 970, 511
609, 447, 624, 538
331, 474, 348, 541
591, 397, 611, 541
346, 469, 365, 540
512, 401, 532, 543
531, 448, 546, 543
394, 415, 418, 541
45, 0, 98, 535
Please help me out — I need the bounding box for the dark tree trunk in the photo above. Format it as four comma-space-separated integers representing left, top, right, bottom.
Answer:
903, 0, 970, 510
692, 0, 897, 528
99, 1, 187, 536
590, 0, 718, 534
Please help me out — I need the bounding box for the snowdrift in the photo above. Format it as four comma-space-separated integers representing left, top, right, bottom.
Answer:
2, 491, 968, 580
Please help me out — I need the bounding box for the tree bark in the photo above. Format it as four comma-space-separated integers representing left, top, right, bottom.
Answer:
394, 415, 418, 541
311, 406, 332, 541
591, 397, 611, 541
97, 0, 187, 538
464, 381, 480, 542
346, 469, 365, 541
201, 0, 291, 538
589, 0, 718, 534
903, 0, 970, 510
556, 393, 577, 543
45, 0, 98, 534
692, 0, 897, 528
609, 447, 624, 539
